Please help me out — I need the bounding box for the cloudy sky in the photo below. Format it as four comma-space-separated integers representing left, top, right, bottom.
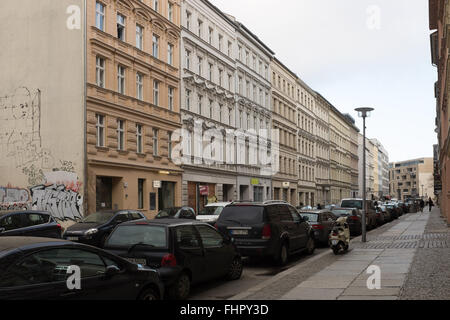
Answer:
211, 0, 437, 162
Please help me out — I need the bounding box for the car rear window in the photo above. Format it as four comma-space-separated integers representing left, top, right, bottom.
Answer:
106, 225, 167, 248
340, 200, 362, 210
332, 209, 353, 216
299, 213, 318, 222
198, 206, 224, 216
218, 206, 264, 224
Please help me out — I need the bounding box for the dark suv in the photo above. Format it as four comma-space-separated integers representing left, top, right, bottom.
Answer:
215, 201, 315, 266
0, 211, 62, 239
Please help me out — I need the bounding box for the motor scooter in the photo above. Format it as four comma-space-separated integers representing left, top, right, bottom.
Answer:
329, 217, 350, 255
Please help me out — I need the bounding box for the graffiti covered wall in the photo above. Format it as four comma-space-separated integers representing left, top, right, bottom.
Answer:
0, 0, 85, 220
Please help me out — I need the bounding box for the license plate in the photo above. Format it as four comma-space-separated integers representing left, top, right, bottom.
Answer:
67, 237, 79, 241
126, 258, 147, 266
331, 240, 338, 245
231, 230, 248, 236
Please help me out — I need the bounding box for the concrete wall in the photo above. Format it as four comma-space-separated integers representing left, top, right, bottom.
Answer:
0, 0, 85, 221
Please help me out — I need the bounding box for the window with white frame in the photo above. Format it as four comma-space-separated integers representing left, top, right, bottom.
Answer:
168, 43, 174, 66
136, 24, 143, 50
117, 119, 124, 151
136, 73, 143, 100
136, 124, 143, 153
198, 19, 203, 38
185, 49, 191, 69
198, 56, 203, 76
218, 34, 223, 51
153, 0, 159, 12
96, 2, 105, 31
153, 80, 159, 106
96, 57, 105, 88
198, 95, 203, 115
117, 14, 126, 41
118, 65, 125, 94
186, 89, 191, 111
168, 3, 173, 22
168, 87, 174, 111
208, 63, 213, 81
152, 129, 158, 156
96, 114, 105, 147
152, 34, 159, 58
209, 99, 213, 119
219, 104, 223, 123
186, 11, 191, 30
208, 28, 213, 45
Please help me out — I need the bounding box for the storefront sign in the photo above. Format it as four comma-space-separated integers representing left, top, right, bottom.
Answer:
251, 178, 260, 185
283, 182, 290, 188
199, 185, 209, 196
153, 181, 161, 188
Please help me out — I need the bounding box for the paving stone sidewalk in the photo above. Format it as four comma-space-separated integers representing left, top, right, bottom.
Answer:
279, 208, 448, 300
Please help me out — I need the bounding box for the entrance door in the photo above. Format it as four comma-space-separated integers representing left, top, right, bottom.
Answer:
96, 177, 112, 211
158, 182, 175, 211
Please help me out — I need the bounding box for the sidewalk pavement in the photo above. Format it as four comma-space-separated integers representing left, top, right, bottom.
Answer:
230, 206, 449, 300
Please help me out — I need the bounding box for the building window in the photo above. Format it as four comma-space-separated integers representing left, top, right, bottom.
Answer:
153, 0, 159, 12
168, 43, 174, 66
186, 11, 191, 30
138, 179, 144, 209
136, 124, 143, 153
168, 132, 172, 159
117, 14, 126, 41
136, 73, 143, 100
197, 56, 203, 76
198, 95, 203, 115
219, 104, 223, 123
218, 34, 223, 51
209, 99, 213, 119
117, 119, 124, 151
186, 89, 191, 111
118, 65, 125, 94
96, 114, 105, 147
168, 87, 174, 111
153, 129, 159, 156
198, 19, 203, 38
152, 34, 159, 58
168, 3, 173, 22
208, 28, 213, 45
208, 63, 213, 81
153, 80, 159, 106
95, 2, 105, 31
185, 49, 191, 70
96, 57, 105, 88
228, 41, 232, 56
136, 24, 143, 50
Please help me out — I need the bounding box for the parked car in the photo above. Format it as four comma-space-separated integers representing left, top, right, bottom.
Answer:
385, 203, 400, 219
196, 202, 231, 225
340, 199, 378, 230
155, 207, 196, 220
377, 205, 392, 222
331, 207, 362, 236
0, 211, 62, 239
0, 237, 164, 300
216, 201, 315, 266
104, 219, 242, 300
63, 210, 146, 248
375, 207, 385, 226
298, 210, 337, 246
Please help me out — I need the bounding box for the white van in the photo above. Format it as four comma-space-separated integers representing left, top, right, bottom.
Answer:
196, 202, 232, 225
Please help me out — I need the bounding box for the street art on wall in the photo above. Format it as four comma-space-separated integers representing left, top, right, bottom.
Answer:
0, 88, 84, 221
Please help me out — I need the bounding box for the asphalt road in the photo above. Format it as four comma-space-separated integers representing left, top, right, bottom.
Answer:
188, 246, 329, 300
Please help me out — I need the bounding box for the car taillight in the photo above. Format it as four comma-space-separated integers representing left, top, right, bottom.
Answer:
214, 223, 218, 230
161, 254, 177, 267
349, 216, 359, 221
311, 224, 324, 230
262, 224, 271, 240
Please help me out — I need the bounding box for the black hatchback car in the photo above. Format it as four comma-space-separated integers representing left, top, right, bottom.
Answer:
0, 211, 62, 239
215, 201, 315, 266
0, 237, 164, 300
104, 219, 243, 300
63, 210, 146, 248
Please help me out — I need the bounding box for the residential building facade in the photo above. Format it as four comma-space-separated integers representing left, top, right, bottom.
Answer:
389, 158, 434, 201
358, 134, 376, 200
370, 138, 390, 198
271, 58, 298, 204
429, 0, 449, 224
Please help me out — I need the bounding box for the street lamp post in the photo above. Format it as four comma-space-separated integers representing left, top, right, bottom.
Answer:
356, 107, 374, 243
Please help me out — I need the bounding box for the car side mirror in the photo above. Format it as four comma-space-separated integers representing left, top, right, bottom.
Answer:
105, 265, 121, 278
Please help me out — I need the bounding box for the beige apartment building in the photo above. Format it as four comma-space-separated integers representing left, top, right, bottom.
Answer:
86, 0, 183, 217
389, 158, 434, 201
271, 58, 298, 203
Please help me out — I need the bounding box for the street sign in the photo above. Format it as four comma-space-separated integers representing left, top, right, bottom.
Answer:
153, 181, 161, 188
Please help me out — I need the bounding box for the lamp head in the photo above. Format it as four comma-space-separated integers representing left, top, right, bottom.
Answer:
355, 107, 374, 118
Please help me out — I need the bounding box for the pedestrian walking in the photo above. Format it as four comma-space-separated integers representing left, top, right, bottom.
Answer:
420, 199, 425, 213
428, 197, 434, 212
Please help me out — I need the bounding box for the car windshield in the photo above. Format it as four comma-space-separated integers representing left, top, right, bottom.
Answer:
156, 208, 180, 218
299, 213, 318, 222
82, 211, 115, 223
106, 225, 167, 248
341, 200, 362, 210
219, 206, 264, 224
332, 209, 353, 216
198, 206, 224, 216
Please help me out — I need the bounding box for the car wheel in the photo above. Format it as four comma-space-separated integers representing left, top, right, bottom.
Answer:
168, 272, 190, 300
306, 236, 315, 255
226, 257, 243, 281
276, 242, 289, 266
138, 287, 159, 301
333, 246, 340, 255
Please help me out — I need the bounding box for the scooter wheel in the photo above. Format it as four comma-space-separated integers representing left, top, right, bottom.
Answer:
333, 247, 340, 255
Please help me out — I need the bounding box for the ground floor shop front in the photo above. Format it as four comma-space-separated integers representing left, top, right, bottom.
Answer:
87, 163, 182, 219
272, 180, 297, 205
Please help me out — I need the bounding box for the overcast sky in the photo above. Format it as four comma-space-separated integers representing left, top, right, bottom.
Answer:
211, 0, 436, 162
